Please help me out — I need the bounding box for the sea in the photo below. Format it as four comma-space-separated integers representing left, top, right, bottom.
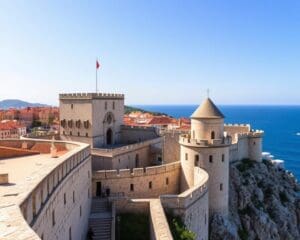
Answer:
134, 105, 300, 180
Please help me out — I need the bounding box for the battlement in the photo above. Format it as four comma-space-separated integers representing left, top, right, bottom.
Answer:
59, 92, 124, 100
179, 134, 231, 147
93, 161, 181, 179
121, 125, 158, 131
160, 167, 208, 209
91, 137, 162, 157
237, 130, 264, 139
224, 123, 250, 127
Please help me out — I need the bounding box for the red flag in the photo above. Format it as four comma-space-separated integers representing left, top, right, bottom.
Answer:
96, 60, 100, 69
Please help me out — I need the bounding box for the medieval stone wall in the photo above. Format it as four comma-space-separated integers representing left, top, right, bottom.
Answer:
92, 162, 181, 198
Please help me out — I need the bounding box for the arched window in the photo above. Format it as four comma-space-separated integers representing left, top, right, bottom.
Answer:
209, 155, 213, 163
211, 131, 215, 139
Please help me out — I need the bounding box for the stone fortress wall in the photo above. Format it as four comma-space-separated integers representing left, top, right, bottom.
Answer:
0, 139, 91, 240
162, 130, 188, 164
224, 124, 264, 162
92, 161, 181, 198
120, 125, 160, 143
91, 137, 163, 170
160, 167, 209, 240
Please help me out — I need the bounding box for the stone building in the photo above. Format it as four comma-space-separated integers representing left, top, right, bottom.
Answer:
59, 92, 263, 240
0, 92, 263, 240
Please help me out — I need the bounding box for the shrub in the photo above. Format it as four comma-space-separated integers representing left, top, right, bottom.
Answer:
116, 213, 149, 240
167, 215, 196, 240
236, 159, 255, 172
238, 227, 249, 240
279, 191, 289, 204
238, 205, 252, 216
264, 186, 273, 198
262, 159, 272, 168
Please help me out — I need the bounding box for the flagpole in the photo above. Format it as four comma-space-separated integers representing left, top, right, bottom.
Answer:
96, 59, 98, 93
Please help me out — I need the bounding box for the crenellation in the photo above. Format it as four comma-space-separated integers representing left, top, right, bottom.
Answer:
59, 92, 125, 100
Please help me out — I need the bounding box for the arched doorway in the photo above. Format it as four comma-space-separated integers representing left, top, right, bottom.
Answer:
106, 128, 113, 145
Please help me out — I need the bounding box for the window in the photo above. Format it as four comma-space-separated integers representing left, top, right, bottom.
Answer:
149, 181, 152, 189
78, 132, 80, 136
73, 191, 75, 203
86, 133, 88, 137
130, 184, 134, 191
88, 188, 90, 198
222, 154, 225, 162
185, 153, 188, 161
64, 193, 66, 205
80, 205, 82, 217
105, 101, 107, 110
211, 131, 215, 139
220, 183, 223, 191
63, 131, 65, 135
113, 101, 115, 110
71, 104, 73, 109
194, 155, 199, 166
253, 141, 256, 145
69, 227, 72, 240
209, 155, 213, 163
52, 210, 55, 226
166, 177, 169, 185
70, 131, 72, 136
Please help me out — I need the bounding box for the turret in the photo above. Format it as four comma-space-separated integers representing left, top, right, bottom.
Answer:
179, 97, 230, 216
191, 98, 225, 142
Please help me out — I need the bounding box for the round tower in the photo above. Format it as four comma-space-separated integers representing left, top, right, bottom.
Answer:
248, 131, 263, 162
179, 98, 230, 216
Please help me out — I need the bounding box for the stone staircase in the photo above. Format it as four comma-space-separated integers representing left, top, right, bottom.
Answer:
89, 198, 112, 240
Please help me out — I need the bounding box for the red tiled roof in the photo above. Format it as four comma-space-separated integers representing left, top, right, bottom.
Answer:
147, 117, 173, 125
0, 121, 26, 131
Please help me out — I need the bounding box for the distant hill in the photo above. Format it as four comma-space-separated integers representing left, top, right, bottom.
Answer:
0, 99, 49, 109
124, 105, 169, 116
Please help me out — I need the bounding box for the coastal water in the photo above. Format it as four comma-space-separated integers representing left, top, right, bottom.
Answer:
134, 105, 300, 180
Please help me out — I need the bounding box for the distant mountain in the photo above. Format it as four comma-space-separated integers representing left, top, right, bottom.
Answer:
0, 99, 49, 109
124, 105, 169, 116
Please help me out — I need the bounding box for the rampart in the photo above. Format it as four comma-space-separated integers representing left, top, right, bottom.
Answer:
59, 92, 124, 100
92, 161, 181, 198
179, 134, 232, 147
160, 167, 209, 240
91, 137, 162, 158
0, 139, 92, 240
121, 125, 160, 143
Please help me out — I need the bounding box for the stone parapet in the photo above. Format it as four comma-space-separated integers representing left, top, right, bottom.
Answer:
237, 130, 264, 139
0, 139, 91, 240
91, 137, 162, 157
179, 134, 231, 148
93, 161, 180, 179
160, 167, 209, 210
59, 92, 124, 100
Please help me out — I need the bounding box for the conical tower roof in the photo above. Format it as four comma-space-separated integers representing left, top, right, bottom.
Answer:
191, 98, 224, 119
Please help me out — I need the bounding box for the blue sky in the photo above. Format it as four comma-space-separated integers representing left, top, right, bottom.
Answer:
0, 0, 300, 105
